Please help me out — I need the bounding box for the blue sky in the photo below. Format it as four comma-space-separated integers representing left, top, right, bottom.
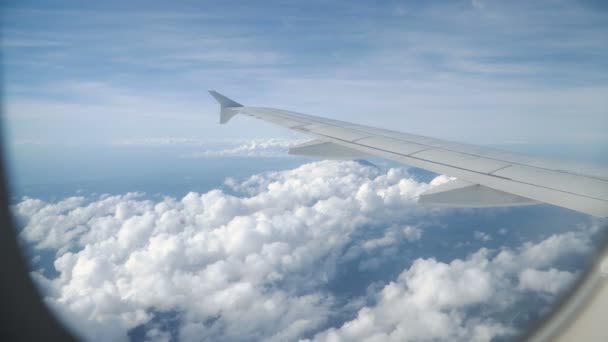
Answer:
3, 0, 608, 150
3, 2, 608, 341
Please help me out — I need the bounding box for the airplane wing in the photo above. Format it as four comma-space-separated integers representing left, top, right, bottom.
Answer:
209, 91, 608, 217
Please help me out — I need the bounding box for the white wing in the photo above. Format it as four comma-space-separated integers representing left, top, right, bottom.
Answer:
209, 91, 608, 217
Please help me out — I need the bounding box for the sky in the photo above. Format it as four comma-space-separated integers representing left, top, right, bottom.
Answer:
2, 0, 608, 149
2, 1, 608, 342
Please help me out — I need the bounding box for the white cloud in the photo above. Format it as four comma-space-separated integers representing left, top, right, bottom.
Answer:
518, 232, 591, 268
180, 138, 309, 158
518, 268, 576, 295
15, 161, 433, 341
474, 230, 492, 242
403, 225, 423, 241
109, 137, 311, 158
14, 160, 598, 341
307, 228, 592, 342
307, 249, 511, 342
361, 225, 422, 253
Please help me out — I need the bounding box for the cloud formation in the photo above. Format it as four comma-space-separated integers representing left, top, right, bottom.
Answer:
14, 161, 598, 341
109, 137, 310, 158
308, 249, 512, 342
518, 268, 575, 295
306, 237, 590, 342
16, 161, 433, 341
180, 138, 309, 158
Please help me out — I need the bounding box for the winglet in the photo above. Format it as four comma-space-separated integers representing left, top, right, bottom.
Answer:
208, 91, 243, 124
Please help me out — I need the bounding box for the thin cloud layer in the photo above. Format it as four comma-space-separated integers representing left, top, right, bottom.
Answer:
180, 138, 309, 158
109, 137, 308, 158
14, 161, 598, 341
5, 1, 608, 146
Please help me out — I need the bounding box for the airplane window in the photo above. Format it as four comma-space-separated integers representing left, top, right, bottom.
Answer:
2, 1, 607, 341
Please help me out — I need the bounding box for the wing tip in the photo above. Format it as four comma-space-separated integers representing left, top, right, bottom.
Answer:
208, 91, 242, 124
208, 90, 242, 108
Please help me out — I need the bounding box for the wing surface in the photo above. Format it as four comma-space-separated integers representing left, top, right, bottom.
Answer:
209, 91, 608, 217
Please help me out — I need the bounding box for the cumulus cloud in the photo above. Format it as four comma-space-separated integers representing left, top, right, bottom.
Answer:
518, 268, 576, 295
15, 161, 434, 341
13, 160, 598, 342
307, 231, 592, 342
308, 249, 512, 342
503, 232, 592, 270
362, 225, 422, 252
